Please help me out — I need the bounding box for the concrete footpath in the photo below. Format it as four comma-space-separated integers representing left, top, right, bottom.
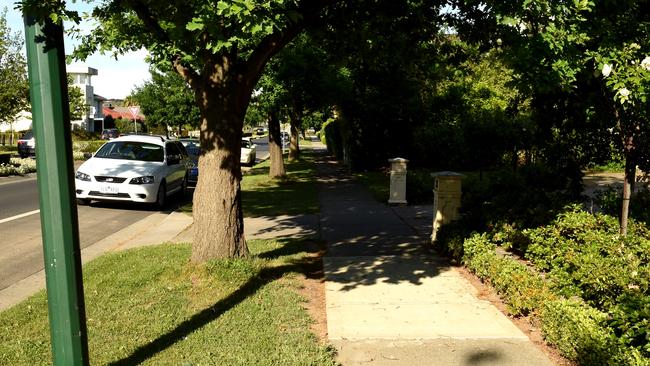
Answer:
316, 153, 555, 366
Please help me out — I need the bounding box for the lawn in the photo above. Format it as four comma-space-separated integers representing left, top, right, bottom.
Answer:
0, 239, 336, 365
242, 151, 319, 217
182, 151, 320, 217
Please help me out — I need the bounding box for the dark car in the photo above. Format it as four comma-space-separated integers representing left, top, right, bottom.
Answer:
100, 128, 120, 140
17, 130, 35, 158
179, 138, 200, 186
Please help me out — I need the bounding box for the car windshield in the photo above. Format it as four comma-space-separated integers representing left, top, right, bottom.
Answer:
181, 140, 200, 156
242, 140, 252, 149
21, 131, 33, 139
94, 141, 164, 162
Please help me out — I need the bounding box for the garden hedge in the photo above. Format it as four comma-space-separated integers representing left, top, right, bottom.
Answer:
435, 213, 649, 365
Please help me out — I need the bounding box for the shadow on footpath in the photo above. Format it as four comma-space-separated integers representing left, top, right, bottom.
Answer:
315, 153, 453, 291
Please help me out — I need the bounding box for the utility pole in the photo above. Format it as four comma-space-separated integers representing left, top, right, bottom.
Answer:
23, 11, 89, 366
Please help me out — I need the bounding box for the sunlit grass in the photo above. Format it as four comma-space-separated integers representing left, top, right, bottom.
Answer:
0, 240, 336, 365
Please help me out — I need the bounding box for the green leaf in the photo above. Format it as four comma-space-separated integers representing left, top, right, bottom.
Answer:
186, 20, 204, 31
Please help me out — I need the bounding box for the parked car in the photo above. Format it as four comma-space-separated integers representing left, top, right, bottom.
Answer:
17, 130, 35, 158
176, 137, 256, 186
255, 127, 266, 135
241, 137, 257, 165
74, 135, 191, 208
179, 138, 200, 186
100, 128, 120, 140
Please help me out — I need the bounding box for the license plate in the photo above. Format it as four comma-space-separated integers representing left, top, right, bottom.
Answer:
99, 184, 119, 194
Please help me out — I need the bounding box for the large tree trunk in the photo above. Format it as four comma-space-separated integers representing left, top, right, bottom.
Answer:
192, 85, 249, 262
268, 110, 286, 177
620, 133, 636, 236
289, 109, 301, 161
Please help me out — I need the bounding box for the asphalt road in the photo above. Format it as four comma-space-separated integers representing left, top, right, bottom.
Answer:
0, 176, 157, 291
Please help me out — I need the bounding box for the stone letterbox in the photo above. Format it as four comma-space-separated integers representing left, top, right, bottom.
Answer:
388, 158, 408, 205
431, 171, 465, 242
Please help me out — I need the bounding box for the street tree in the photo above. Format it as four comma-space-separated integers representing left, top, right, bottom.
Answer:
272, 34, 343, 160
67, 75, 86, 122
130, 67, 200, 136
452, 0, 650, 235
0, 8, 29, 138
313, 0, 446, 169
248, 71, 287, 178
21, 0, 339, 261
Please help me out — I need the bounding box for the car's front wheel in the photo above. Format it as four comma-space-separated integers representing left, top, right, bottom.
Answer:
77, 198, 91, 206
155, 181, 167, 209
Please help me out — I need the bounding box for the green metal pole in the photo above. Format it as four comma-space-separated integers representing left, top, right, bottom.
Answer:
23, 14, 89, 366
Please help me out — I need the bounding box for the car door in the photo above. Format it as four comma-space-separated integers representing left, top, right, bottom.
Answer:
165, 142, 183, 190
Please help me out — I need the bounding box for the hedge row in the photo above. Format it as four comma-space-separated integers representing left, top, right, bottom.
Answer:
72, 140, 106, 155
0, 158, 37, 177
436, 216, 648, 365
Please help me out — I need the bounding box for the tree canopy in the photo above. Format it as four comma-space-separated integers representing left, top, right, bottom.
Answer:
20, 0, 339, 262
130, 67, 200, 135
0, 8, 29, 128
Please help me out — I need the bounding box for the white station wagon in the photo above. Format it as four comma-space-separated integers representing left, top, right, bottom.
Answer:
75, 135, 191, 208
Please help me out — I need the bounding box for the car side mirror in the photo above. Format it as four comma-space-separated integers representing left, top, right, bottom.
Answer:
83, 152, 93, 159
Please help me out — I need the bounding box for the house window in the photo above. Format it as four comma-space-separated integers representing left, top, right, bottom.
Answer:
74, 74, 88, 85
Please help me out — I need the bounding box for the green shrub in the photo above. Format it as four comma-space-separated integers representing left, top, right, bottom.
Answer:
541, 299, 613, 363
462, 233, 554, 316
608, 292, 650, 359
321, 118, 344, 160
459, 166, 582, 232
587, 159, 625, 173
437, 220, 649, 362
406, 169, 435, 204
523, 210, 649, 311
72, 140, 106, 153
433, 221, 470, 261
0, 158, 37, 176
597, 186, 650, 226
71, 128, 100, 141
540, 299, 647, 366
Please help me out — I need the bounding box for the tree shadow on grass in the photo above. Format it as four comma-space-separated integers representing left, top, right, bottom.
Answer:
108, 239, 323, 366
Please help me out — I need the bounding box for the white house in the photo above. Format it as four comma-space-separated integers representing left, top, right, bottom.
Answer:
67, 64, 105, 132
1, 65, 106, 135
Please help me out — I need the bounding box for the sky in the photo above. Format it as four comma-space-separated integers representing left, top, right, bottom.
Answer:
4, 1, 150, 99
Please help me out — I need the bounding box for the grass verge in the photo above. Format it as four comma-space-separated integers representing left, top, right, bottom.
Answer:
0, 239, 336, 365
182, 151, 319, 217
242, 151, 319, 217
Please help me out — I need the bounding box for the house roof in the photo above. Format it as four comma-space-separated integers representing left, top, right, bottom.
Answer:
67, 64, 98, 75
103, 106, 145, 121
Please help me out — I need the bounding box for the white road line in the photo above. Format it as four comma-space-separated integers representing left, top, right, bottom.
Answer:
0, 177, 37, 187
0, 209, 40, 224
